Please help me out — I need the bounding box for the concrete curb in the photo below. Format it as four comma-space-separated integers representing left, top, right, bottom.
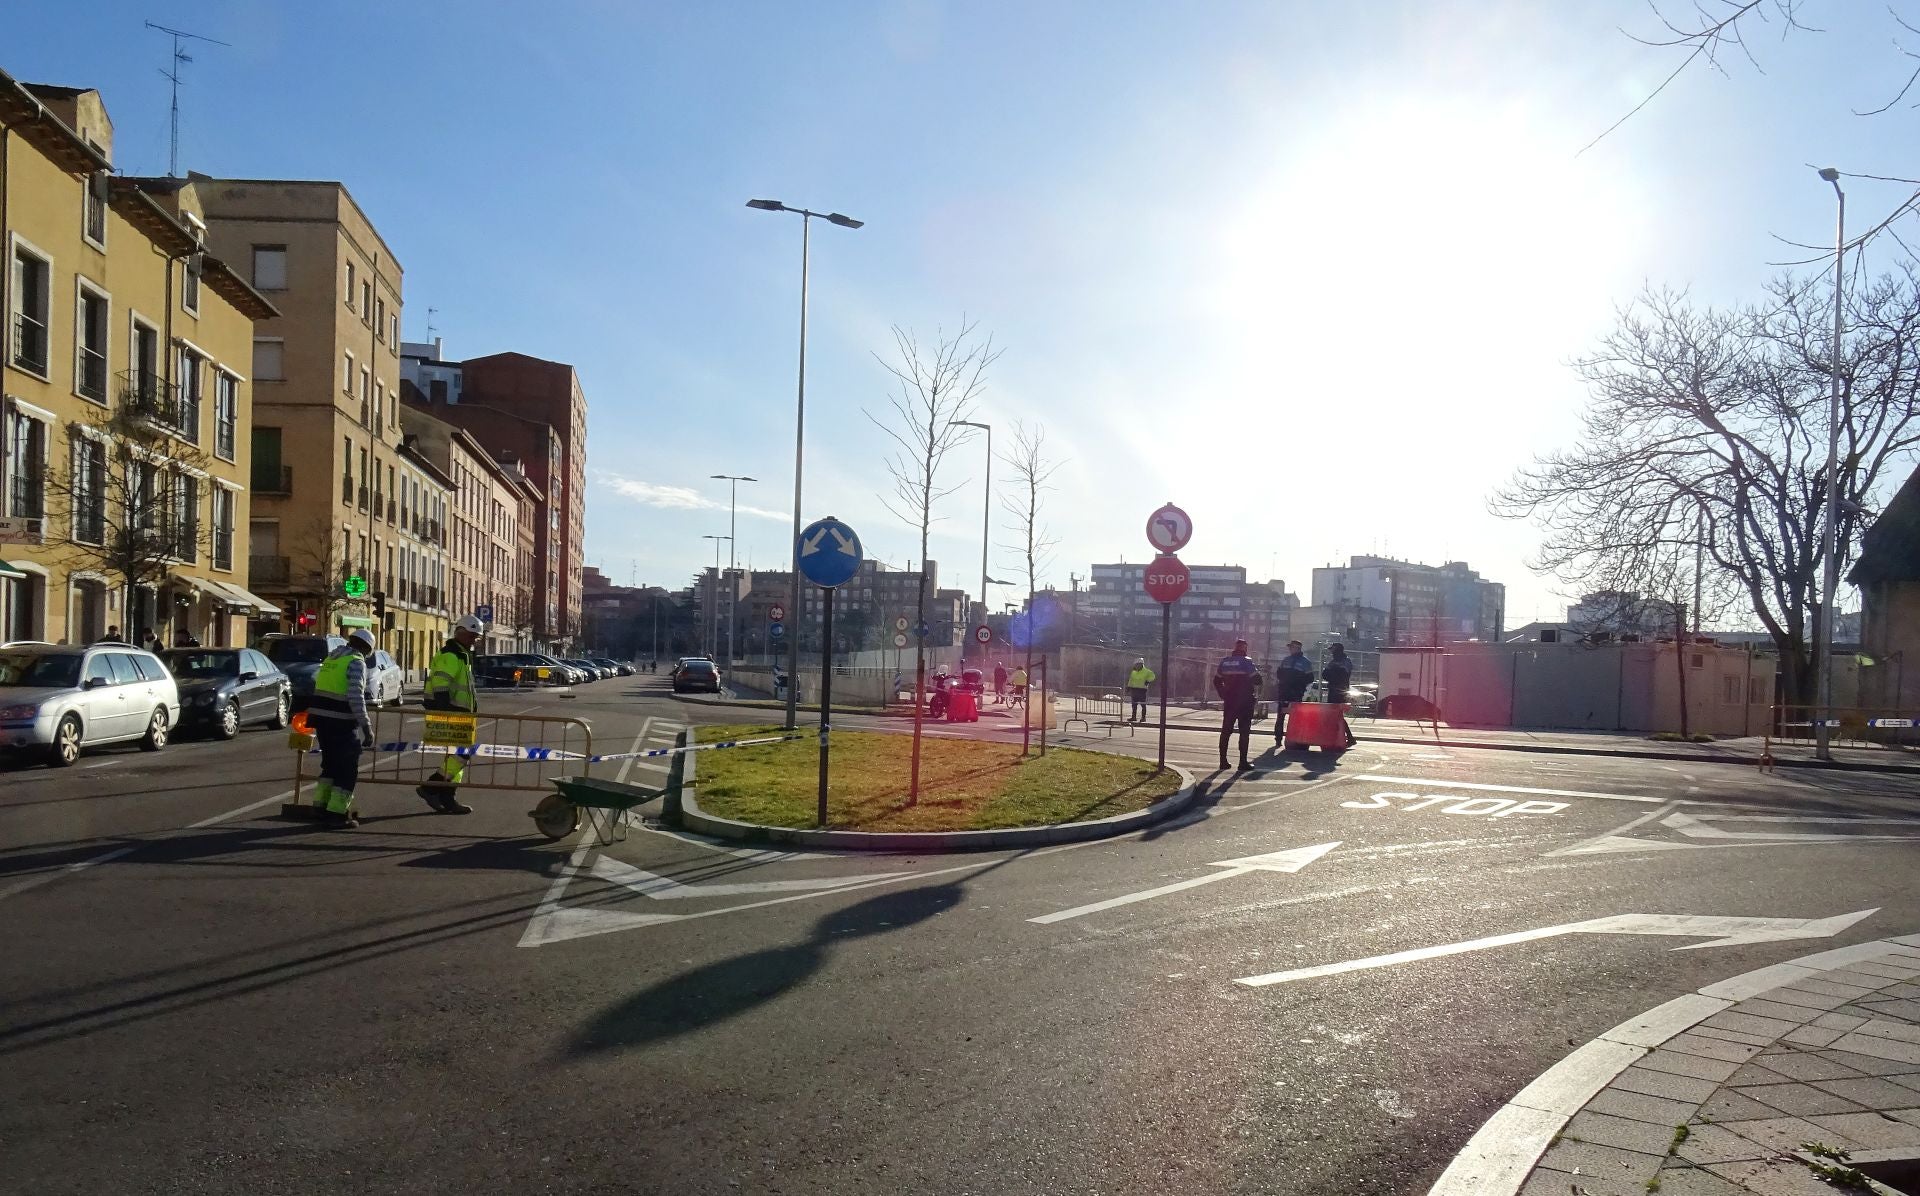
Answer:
1427, 932, 1920, 1195
674, 747, 1200, 852
1360, 731, 1920, 775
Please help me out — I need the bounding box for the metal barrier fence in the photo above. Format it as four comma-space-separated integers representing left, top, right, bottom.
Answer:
291, 708, 595, 802
1769, 706, 1920, 750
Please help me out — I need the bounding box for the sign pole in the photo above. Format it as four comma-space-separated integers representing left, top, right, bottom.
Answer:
1158, 601, 1171, 772
817, 586, 834, 827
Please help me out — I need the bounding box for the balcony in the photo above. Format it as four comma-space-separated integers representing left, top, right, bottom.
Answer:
250, 555, 290, 586
357, 485, 369, 514
426, 519, 443, 545
254, 464, 293, 495
11, 312, 48, 375
385, 498, 396, 523
119, 370, 184, 432
78, 346, 108, 402
341, 474, 352, 505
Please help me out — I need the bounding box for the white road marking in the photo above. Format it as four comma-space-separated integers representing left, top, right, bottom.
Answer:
1031, 842, 1338, 924
1545, 803, 1681, 857
1234, 908, 1879, 988
589, 855, 915, 898
1354, 774, 1666, 804
518, 719, 657, 948
1554, 807, 1920, 856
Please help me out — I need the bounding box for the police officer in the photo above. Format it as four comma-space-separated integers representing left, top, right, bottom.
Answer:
1126, 658, 1156, 723
416, 614, 484, 815
1273, 639, 1314, 745
1323, 642, 1359, 747
1213, 638, 1262, 771
308, 628, 377, 828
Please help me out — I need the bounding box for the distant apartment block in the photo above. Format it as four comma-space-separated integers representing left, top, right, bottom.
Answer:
1311, 555, 1504, 646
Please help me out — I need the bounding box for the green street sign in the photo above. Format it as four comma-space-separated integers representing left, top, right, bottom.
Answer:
343, 574, 368, 598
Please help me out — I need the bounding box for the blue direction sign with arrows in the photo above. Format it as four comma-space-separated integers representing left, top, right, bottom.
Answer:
769, 622, 786, 640
796, 516, 862, 588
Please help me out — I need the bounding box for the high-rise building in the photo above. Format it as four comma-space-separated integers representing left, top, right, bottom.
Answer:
400, 341, 586, 650
1082, 562, 1250, 648
0, 72, 279, 645
1311, 555, 1505, 646
194, 175, 453, 675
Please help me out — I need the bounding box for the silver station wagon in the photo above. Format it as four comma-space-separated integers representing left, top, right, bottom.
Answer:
0, 644, 181, 766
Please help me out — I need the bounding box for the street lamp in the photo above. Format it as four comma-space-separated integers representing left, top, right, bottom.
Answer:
747, 198, 864, 730
701, 534, 731, 659
711, 473, 756, 668
1816, 166, 1845, 761
950, 419, 991, 647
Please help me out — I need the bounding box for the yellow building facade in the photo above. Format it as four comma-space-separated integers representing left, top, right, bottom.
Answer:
2, 72, 278, 646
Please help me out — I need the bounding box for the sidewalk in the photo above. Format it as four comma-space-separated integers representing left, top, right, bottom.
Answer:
1122, 701, 1920, 775
1500, 938, 1920, 1195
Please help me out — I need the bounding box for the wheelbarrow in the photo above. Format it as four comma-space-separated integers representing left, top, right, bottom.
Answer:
530, 747, 688, 844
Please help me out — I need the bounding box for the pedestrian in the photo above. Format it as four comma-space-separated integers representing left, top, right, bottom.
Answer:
1272, 639, 1314, 746
1213, 638, 1262, 771
1323, 642, 1359, 747
172, 628, 193, 648
1009, 664, 1028, 707
135, 626, 156, 653
993, 660, 1008, 704
97, 625, 123, 644
416, 614, 483, 815
1126, 657, 1156, 723
307, 628, 378, 828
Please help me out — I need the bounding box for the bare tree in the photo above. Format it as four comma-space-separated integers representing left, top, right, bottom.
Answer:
43, 399, 220, 638
999, 421, 1059, 754
1492, 269, 1920, 706
869, 320, 1001, 802
281, 514, 368, 630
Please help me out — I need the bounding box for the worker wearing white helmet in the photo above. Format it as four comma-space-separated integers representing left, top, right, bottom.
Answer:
307, 627, 379, 827
417, 614, 485, 814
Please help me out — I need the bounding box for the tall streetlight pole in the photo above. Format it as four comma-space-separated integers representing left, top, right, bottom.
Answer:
710, 473, 756, 670
951, 419, 992, 652
701, 534, 731, 659
747, 198, 863, 729
1816, 167, 1845, 761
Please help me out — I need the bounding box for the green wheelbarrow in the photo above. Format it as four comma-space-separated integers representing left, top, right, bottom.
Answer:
530, 749, 686, 844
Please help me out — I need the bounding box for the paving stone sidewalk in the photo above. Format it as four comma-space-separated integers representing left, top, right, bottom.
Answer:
1520, 942, 1920, 1195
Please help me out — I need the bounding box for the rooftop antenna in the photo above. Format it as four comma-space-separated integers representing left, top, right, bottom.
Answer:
426, 306, 439, 342
146, 20, 229, 177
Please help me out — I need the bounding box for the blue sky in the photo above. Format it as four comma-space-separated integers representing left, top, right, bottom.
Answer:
15, 1, 1917, 625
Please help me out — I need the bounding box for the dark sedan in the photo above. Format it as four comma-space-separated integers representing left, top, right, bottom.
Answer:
162, 647, 292, 739
672, 659, 721, 693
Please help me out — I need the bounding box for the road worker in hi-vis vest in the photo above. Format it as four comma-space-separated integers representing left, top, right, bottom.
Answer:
308, 628, 378, 828
416, 614, 484, 815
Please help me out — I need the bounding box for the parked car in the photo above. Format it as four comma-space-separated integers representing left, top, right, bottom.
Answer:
672, 658, 722, 693
0, 644, 180, 766
259, 634, 347, 711
363, 649, 404, 707
564, 658, 608, 681
590, 657, 625, 677
162, 647, 292, 739
1302, 679, 1378, 714
529, 654, 587, 685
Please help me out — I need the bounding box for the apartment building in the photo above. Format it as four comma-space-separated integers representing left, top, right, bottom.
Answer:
1, 72, 278, 645
400, 404, 541, 653
1310, 555, 1505, 646
1082, 561, 1250, 648
194, 175, 453, 671
400, 342, 585, 650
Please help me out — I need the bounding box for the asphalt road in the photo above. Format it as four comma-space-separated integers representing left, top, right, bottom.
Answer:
4, 677, 1919, 1195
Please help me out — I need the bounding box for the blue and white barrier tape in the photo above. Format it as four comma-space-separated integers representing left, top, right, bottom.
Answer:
308, 732, 805, 762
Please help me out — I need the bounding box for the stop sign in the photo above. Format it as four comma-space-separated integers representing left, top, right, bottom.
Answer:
1143, 554, 1190, 604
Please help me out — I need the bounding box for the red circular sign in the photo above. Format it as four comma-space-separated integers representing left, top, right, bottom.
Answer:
973, 624, 993, 644
769, 603, 786, 622
1146, 503, 1193, 553
1143, 554, 1190, 604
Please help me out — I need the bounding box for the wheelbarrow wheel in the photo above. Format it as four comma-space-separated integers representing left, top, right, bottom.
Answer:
530, 793, 580, 841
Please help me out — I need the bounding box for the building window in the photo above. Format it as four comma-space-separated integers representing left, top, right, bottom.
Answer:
341, 435, 353, 505
361, 280, 372, 321
251, 245, 287, 290
182, 254, 202, 315
83, 170, 108, 248
214, 372, 238, 461
177, 347, 203, 441
343, 350, 355, 395
212, 487, 234, 571
170, 472, 199, 562
10, 242, 52, 376
253, 338, 284, 381
373, 381, 384, 428
76, 284, 109, 402
390, 312, 400, 350
71, 435, 105, 545
375, 297, 386, 341
6, 411, 47, 520
360, 367, 371, 426
344, 260, 356, 307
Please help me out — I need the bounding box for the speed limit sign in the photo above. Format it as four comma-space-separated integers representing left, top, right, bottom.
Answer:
973, 624, 992, 644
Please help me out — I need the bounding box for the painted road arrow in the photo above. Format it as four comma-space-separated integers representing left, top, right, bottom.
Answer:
588, 856, 916, 899
1030, 842, 1340, 925
1557, 809, 1920, 857
1234, 908, 1879, 988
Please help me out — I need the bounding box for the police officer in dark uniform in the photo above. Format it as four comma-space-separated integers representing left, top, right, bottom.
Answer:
1213, 638, 1262, 771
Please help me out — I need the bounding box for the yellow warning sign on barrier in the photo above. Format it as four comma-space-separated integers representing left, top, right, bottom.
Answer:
422, 713, 479, 747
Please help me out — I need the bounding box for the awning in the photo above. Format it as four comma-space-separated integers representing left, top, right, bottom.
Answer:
210, 578, 281, 615
177, 575, 230, 603
0, 560, 25, 580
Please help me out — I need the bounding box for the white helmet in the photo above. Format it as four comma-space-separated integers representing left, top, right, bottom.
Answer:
348, 628, 377, 651
455, 614, 485, 636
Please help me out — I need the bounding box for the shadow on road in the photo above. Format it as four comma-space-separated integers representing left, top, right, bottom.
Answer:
563, 877, 973, 1058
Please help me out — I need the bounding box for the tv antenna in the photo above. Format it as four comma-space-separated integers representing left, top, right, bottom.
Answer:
146, 20, 229, 177
426, 306, 439, 342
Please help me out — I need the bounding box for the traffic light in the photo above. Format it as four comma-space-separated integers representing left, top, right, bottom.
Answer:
283, 599, 297, 627
374, 590, 387, 622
